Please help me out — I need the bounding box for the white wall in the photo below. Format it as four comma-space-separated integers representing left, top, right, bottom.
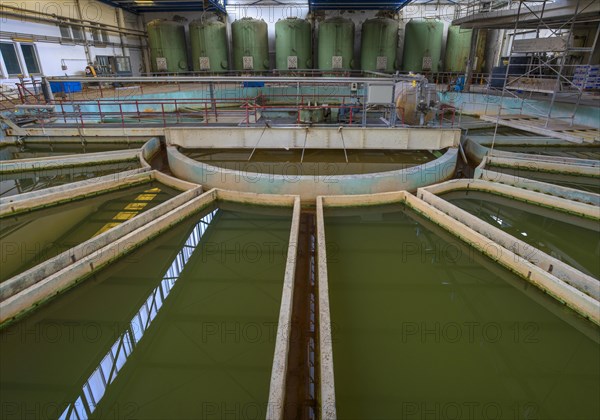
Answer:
0, 0, 143, 87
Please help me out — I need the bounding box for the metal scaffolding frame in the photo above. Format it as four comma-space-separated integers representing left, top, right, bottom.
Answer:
488, 0, 600, 146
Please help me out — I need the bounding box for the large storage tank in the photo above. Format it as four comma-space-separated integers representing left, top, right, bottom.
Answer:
275, 17, 312, 70
360, 17, 398, 72
318, 17, 355, 70
147, 19, 188, 73
190, 19, 229, 72
402, 19, 443, 73
444, 26, 473, 73
232, 17, 269, 71
394, 82, 436, 125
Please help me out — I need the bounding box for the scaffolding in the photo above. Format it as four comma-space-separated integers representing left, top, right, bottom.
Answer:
487, 0, 600, 144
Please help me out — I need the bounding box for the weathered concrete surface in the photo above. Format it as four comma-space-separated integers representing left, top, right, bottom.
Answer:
6, 126, 167, 138
317, 190, 600, 326
0, 187, 301, 326
139, 137, 162, 169
315, 197, 337, 420
0, 170, 155, 217
0, 149, 140, 173
267, 197, 301, 420
403, 192, 600, 326
0, 167, 148, 205
424, 179, 600, 220
418, 188, 600, 300
166, 127, 460, 150
475, 165, 600, 207
0, 187, 203, 302
168, 146, 458, 201
486, 155, 600, 177
0, 189, 219, 325
464, 136, 600, 165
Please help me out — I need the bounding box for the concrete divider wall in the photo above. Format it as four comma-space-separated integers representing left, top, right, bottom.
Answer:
316, 196, 337, 420
463, 136, 600, 166
0, 189, 220, 325
267, 197, 301, 420
1, 185, 304, 420
316, 190, 599, 326
0, 170, 156, 217
402, 192, 600, 325
140, 137, 162, 169
166, 127, 461, 150
0, 149, 140, 174
423, 179, 600, 220
417, 188, 600, 300
0, 187, 204, 302
168, 146, 459, 201
0, 168, 149, 206
475, 166, 600, 207
487, 156, 600, 177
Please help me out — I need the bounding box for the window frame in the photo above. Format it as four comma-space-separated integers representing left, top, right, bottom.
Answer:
19, 43, 42, 75
0, 41, 24, 77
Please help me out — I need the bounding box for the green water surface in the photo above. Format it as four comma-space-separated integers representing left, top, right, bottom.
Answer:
0, 182, 178, 282
486, 165, 600, 194
325, 205, 600, 420
442, 190, 600, 279
0, 162, 140, 198
183, 148, 438, 176
0, 205, 291, 419
0, 143, 140, 161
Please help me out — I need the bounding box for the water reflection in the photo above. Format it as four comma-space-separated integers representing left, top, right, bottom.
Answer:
59, 209, 218, 419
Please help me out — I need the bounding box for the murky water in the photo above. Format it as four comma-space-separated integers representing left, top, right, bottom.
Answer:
0, 182, 178, 282
0, 143, 140, 161
0, 205, 292, 419
485, 164, 600, 194
0, 162, 140, 198
442, 190, 600, 279
183, 148, 439, 176
325, 205, 600, 420
496, 146, 600, 160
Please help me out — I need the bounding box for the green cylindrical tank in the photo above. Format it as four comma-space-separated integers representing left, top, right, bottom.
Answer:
231, 17, 269, 71
318, 17, 355, 70
189, 19, 229, 72
147, 19, 188, 73
360, 17, 398, 72
275, 17, 312, 70
402, 19, 443, 73
444, 26, 473, 72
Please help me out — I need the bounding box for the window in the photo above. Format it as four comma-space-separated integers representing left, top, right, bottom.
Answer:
20, 44, 41, 74
91, 26, 102, 43
0, 42, 22, 76
59, 23, 85, 42
91, 25, 110, 45
71, 26, 84, 41
59, 24, 73, 41
115, 57, 131, 73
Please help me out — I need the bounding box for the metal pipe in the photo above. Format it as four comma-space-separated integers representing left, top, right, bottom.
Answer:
47, 75, 425, 84
74, 0, 92, 64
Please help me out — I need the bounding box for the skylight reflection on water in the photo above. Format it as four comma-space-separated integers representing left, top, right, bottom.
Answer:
59, 209, 218, 420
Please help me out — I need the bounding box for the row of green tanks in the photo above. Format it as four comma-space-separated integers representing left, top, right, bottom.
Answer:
146, 17, 481, 74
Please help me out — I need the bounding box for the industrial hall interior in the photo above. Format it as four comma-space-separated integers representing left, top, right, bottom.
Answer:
0, 0, 599, 419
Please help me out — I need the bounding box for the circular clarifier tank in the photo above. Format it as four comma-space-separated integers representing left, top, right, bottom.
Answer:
182, 148, 438, 176
166, 126, 459, 201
